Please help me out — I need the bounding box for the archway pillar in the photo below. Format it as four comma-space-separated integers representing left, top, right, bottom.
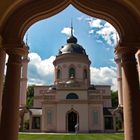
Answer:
0, 43, 28, 140
115, 44, 140, 140
0, 36, 6, 121
115, 53, 123, 107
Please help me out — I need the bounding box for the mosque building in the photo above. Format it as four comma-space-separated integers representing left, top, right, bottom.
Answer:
19, 27, 118, 133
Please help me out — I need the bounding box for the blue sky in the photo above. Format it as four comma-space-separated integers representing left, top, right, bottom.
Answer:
24, 5, 119, 91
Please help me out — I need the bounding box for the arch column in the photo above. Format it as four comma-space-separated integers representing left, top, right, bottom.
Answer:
116, 45, 140, 140
115, 54, 123, 107
0, 44, 28, 140
0, 36, 6, 121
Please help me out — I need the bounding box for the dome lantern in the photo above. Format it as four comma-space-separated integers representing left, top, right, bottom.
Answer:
58, 25, 87, 55
67, 23, 77, 44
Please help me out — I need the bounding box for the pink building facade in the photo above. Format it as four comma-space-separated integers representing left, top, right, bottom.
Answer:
25, 30, 116, 133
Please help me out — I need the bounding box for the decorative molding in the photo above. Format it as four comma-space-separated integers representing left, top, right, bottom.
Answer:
115, 45, 139, 55
3, 42, 29, 56
6, 54, 22, 66
53, 53, 91, 66
114, 42, 140, 65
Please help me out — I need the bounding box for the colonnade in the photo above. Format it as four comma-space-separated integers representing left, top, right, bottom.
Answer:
0, 37, 140, 140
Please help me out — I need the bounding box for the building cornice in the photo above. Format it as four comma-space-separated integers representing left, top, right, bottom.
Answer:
53, 53, 91, 66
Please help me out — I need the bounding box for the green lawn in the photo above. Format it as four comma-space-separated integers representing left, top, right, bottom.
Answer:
19, 133, 124, 140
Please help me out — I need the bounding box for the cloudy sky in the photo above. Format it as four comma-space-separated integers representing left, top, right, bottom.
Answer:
24, 5, 119, 91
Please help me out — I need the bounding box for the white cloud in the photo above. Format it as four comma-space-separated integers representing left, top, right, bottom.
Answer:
61, 27, 74, 36
90, 66, 117, 91
87, 18, 119, 47
88, 19, 103, 28
88, 30, 94, 34
27, 53, 55, 85
96, 22, 118, 46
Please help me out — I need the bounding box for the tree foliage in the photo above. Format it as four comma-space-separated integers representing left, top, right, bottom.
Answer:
26, 85, 34, 108
111, 91, 118, 107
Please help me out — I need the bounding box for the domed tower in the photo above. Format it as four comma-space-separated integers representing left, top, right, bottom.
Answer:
53, 26, 91, 88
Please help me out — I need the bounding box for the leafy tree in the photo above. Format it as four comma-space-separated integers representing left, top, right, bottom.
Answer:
26, 85, 34, 108
111, 91, 118, 107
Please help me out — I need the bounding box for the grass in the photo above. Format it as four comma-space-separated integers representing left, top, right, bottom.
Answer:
19, 133, 124, 140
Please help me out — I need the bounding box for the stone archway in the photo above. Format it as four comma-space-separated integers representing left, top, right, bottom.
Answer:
1, 0, 140, 42
0, 0, 140, 140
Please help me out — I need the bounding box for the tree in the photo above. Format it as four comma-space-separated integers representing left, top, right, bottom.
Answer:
26, 85, 34, 108
111, 91, 118, 108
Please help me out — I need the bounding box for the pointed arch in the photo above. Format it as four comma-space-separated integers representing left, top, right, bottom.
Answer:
1, 0, 140, 45
66, 109, 79, 132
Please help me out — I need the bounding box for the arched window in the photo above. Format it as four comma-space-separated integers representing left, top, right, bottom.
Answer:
83, 69, 88, 79
66, 93, 79, 99
69, 67, 75, 78
57, 69, 61, 79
